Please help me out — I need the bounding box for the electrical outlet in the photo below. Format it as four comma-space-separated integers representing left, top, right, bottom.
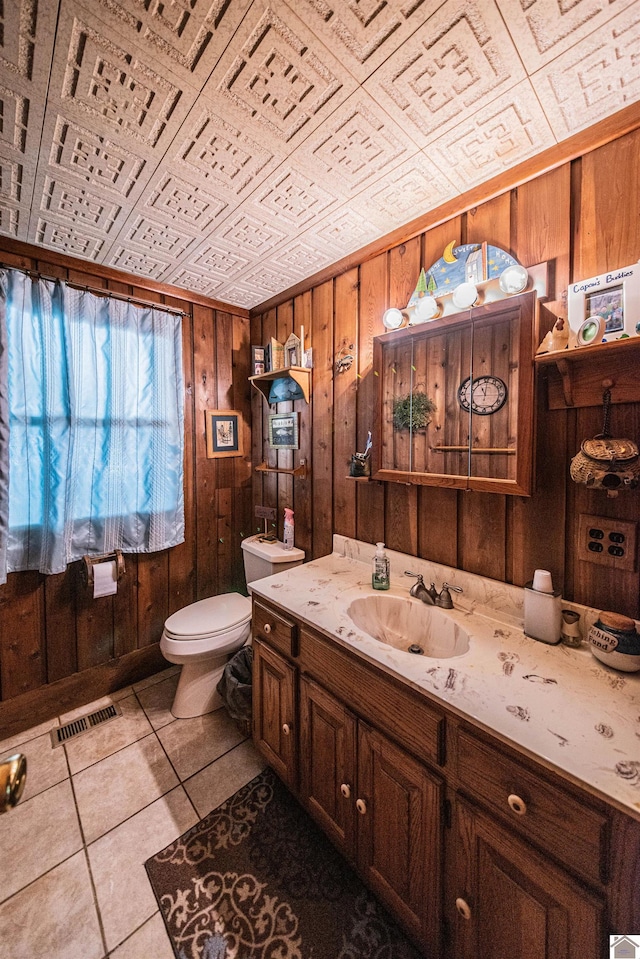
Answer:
578, 513, 637, 571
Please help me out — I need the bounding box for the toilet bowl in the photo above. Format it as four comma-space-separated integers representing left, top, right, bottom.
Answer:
160, 534, 304, 718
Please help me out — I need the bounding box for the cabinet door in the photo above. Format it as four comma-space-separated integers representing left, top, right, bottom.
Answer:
450, 798, 604, 959
299, 676, 357, 860
357, 722, 443, 950
252, 638, 297, 789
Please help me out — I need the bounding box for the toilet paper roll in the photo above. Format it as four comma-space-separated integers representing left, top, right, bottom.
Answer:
93, 560, 118, 598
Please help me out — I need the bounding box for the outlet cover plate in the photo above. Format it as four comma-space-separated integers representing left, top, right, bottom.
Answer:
578, 513, 637, 571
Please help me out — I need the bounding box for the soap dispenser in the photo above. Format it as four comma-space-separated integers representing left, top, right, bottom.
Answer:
372, 543, 390, 591
524, 569, 562, 645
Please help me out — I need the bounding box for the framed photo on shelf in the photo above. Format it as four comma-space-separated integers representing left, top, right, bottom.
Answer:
567, 263, 640, 341
251, 346, 265, 376
205, 410, 242, 458
268, 412, 299, 450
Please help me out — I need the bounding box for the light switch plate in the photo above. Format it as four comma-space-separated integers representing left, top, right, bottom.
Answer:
578, 513, 637, 571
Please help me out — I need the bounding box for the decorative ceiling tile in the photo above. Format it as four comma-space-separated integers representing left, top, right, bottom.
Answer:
248, 168, 340, 230
284, 0, 443, 82
171, 106, 280, 198
531, 4, 640, 139
106, 245, 174, 278
211, 283, 264, 309
226, 263, 299, 299
200, 0, 357, 149
311, 206, 383, 253
365, 0, 526, 148
34, 218, 105, 259
495, 0, 637, 72
115, 213, 195, 260
40, 177, 121, 234
215, 211, 288, 255
47, 115, 147, 199
353, 154, 458, 230
145, 172, 229, 233
182, 242, 252, 280
268, 239, 335, 277
163, 267, 225, 298
291, 93, 416, 194
74, 0, 253, 87
428, 80, 556, 192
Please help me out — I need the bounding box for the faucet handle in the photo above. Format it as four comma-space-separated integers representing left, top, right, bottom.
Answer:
437, 582, 463, 608
404, 570, 424, 582
442, 582, 463, 594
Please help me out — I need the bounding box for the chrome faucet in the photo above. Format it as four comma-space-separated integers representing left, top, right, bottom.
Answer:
405, 572, 463, 609
436, 582, 463, 608
404, 571, 437, 605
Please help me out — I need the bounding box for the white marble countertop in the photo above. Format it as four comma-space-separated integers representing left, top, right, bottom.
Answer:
250, 536, 640, 821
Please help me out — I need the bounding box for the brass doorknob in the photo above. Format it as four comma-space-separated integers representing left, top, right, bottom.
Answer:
1, 754, 27, 814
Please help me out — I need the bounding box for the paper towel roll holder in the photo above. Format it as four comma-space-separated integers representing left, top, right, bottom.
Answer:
82, 550, 126, 587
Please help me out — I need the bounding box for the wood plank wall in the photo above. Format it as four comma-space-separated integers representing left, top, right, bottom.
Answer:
0, 242, 252, 737
250, 127, 640, 621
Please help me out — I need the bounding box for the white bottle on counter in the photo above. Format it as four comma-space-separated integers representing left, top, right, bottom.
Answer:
524, 569, 562, 645
372, 542, 390, 590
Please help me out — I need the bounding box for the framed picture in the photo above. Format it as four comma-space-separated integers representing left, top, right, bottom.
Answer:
268, 412, 299, 450
205, 410, 242, 458
251, 345, 265, 376
567, 263, 640, 341
283, 332, 301, 368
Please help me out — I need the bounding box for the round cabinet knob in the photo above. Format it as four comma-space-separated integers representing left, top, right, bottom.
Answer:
507, 793, 527, 816
340, 783, 351, 799
282, 723, 291, 736
355, 798, 367, 815
455, 898, 472, 921
263, 623, 272, 634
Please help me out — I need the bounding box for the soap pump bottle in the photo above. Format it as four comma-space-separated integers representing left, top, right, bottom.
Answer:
372, 542, 390, 590
283, 508, 294, 550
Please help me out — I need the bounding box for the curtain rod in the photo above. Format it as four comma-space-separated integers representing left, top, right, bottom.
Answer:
0, 263, 188, 317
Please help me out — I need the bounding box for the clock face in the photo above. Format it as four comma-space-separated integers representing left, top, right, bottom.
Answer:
458, 375, 508, 415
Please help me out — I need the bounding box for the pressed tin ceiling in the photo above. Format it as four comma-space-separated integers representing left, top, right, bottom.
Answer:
1, 1, 639, 310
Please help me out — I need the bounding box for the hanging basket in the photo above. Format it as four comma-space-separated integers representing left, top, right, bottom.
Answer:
569, 390, 640, 494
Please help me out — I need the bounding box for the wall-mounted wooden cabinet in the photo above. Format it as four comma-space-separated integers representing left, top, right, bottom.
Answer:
371, 291, 537, 495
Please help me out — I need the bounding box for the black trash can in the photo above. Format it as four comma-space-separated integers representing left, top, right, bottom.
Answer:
216, 645, 253, 735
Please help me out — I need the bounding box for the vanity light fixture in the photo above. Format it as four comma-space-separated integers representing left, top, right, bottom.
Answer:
499, 264, 529, 295
452, 282, 479, 310
382, 307, 405, 331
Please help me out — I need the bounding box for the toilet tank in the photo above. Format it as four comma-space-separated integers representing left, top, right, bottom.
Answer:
241, 534, 305, 589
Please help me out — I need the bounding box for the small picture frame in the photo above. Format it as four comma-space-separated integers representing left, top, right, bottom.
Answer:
205, 410, 242, 458
251, 345, 265, 376
268, 412, 299, 450
567, 263, 640, 341
283, 332, 301, 368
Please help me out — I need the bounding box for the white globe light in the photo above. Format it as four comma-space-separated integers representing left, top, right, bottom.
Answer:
413, 296, 440, 322
452, 282, 479, 310
499, 264, 529, 295
382, 307, 405, 330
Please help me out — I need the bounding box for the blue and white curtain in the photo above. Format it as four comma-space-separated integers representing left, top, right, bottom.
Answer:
0, 269, 184, 584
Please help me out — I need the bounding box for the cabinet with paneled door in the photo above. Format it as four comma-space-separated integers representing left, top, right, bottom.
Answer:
252, 595, 637, 959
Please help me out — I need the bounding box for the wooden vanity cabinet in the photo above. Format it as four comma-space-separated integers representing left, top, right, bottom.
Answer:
251, 596, 636, 959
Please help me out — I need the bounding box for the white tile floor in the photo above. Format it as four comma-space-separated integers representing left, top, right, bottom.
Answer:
0, 666, 266, 959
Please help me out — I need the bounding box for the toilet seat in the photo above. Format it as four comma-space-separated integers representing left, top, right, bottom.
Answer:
163, 593, 251, 641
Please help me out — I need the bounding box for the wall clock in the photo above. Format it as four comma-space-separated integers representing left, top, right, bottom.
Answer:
458, 375, 508, 415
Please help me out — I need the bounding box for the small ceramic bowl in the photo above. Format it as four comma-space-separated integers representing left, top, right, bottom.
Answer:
589, 614, 640, 672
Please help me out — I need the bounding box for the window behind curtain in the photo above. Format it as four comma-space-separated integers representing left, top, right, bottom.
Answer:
0, 269, 185, 584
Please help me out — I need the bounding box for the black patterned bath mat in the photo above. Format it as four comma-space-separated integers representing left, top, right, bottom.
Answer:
145, 767, 423, 959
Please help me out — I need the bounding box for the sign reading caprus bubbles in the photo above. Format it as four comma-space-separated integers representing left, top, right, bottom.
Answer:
567, 262, 640, 341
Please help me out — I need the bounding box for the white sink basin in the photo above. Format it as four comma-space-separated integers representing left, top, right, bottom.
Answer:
347, 594, 470, 658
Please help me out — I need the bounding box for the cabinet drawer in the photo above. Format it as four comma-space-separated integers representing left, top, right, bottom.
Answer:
455, 726, 608, 885
253, 600, 298, 657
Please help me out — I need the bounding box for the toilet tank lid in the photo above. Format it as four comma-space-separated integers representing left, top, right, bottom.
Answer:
164, 593, 251, 637
241, 535, 305, 563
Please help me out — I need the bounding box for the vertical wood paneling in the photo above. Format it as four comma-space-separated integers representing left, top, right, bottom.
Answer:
385, 240, 421, 555
333, 269, 359, 539
250, 312, 265, 538
44, 571, 78, 682
0, 572, 45, 699
356, 254, 386, 545
260, 308, 279, 517
312, 280, 334, 559
232, 313, 253, 591
193, 303, 218, 601
294, 291, 313, 558
276, 301, 294, 535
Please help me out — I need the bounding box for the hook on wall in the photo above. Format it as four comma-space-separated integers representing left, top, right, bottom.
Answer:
335, 342, 355, 373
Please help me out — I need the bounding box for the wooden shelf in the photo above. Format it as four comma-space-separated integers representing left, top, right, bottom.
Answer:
535, 338, 640, 409
249, 366, 311, 404
255, 460, 308, 479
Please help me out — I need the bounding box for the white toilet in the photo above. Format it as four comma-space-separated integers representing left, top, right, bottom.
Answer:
160, 534, 305, 718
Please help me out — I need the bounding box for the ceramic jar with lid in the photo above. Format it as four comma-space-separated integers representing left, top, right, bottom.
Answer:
588, 611, 640, 672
